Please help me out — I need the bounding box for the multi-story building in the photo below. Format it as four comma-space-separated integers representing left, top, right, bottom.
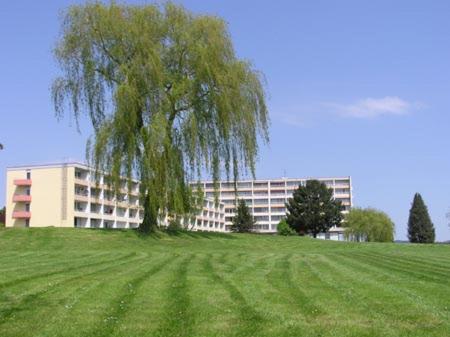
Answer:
194, 177, 352, 240
5, 162, 225, 232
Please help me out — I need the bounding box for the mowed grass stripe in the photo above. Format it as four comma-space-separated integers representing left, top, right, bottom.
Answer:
153, 255, 194, 337
85, 254, 176, 337
352, 250, 450, 275
0, 253, 146, 325
35, 257, 159, 337
0, 252, 112, 277
344, 252, 449, 284
203, 254, 266, 337
267, 254, 323, 320
31, 256, 172, 337
333, 252, 450, 319
314, 254, 449, 335
0, 252, 134, 290
0, 256, 151, 337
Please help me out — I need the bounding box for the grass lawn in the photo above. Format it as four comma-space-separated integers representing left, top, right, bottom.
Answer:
0, 228, 449, 337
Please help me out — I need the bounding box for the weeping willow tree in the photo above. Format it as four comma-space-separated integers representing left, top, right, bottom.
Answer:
52, 2, 269, 232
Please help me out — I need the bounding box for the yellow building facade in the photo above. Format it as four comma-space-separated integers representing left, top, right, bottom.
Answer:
6, 162, 225, 231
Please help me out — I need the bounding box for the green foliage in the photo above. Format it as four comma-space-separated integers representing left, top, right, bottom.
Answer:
286, 180, 343, 237
344, 208, 395, 242
0, 206, 5, 227
277, 219, 296, 236
231, 199, 255, 233
166, 217, 182, 234
52, 2, 269, 233
408, 193, 435, 243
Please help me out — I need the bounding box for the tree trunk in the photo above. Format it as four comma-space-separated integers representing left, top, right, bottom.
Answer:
139, 192, 158, 233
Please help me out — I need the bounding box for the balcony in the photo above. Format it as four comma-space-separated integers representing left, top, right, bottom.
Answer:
74, 178, 89, 186
14, 179, 32, 186
12, 211, 31, 219
13, 195, 32, 202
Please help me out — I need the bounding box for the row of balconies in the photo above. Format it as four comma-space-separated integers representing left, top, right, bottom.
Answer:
204, 181, 350, 191
12, 179, 32, 219
75, 179, 140, 197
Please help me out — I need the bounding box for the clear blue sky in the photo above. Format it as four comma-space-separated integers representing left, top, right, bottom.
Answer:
1, 0, 450, 241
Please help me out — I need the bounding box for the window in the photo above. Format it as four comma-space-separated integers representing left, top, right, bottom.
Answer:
237, 182, 252, 188
253, 207, 269, 213
270, 190, 285, 196
271, 215, 284, 222
244, 199, 252, 206
254, 215, 269, 222
325, 232, 330, 240
254, 191, 268, 196
238, 191, 252, 196
286, 180, 301, 187
254, 199, 268, 205
254, 182, 268, 188
271, 207, 285, 213
270, 198, 284, 204
26, 188, 31, 196
25, 203, 30, 212
25, 219, 30, 227
221, 182, 234, 189
320, 180, 333, 187
270, 181, 285, 187
26, 171, 31, 179
335, 179, 349, 186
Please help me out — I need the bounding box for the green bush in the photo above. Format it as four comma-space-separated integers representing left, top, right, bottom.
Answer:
166, 217, 182, 234
277, 219, 296, 236
344, 208, 395, 242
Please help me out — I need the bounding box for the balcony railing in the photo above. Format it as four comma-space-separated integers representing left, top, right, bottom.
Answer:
14, 179, 32, 186
13, 195, 32, 202
12, 211, 31, 219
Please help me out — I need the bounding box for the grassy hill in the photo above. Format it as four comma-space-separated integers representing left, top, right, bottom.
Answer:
0, 228, 448, 337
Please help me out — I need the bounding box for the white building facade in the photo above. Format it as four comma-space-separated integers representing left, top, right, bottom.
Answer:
195, 177, 352, 239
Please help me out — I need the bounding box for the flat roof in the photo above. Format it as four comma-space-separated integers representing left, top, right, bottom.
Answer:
198, 176, 351, 183
7, 161, 88, 171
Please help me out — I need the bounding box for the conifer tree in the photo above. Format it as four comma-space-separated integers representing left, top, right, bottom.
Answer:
408, 193, 435, 243
231, 199, 255, 233
286, 180, 343, 237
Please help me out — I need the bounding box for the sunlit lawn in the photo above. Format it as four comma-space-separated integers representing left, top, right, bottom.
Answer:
0, 228, 449, 337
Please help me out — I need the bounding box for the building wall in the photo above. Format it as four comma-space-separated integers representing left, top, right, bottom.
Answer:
196, 177, 352, 234
6, 166, 70, 227
6, 162, 225, 232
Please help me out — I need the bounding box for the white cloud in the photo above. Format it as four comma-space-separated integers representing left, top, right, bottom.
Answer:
330, 96, 416, 119
278, 113, 308, 127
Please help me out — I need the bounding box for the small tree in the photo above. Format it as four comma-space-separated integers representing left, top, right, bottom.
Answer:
286, 180, 343, 237
344, 208, 394, 242
277, 219, 296, 236
408, 193, 435, 243
0, 206, 5, 226
231, 199, 255, 233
